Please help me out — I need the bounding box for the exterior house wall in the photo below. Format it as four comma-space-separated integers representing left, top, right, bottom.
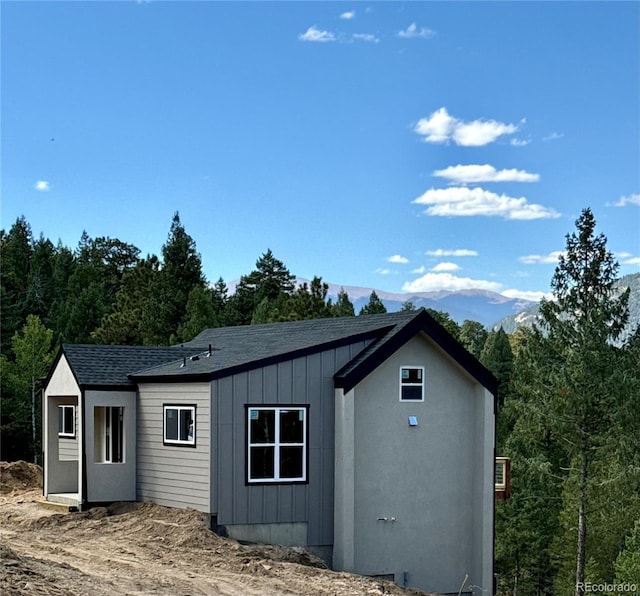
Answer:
84, 390, 137, 502
136, 382, 211, 512
334, 332, 494, 595
43, 355, 80, 496
213, 341, 369, 551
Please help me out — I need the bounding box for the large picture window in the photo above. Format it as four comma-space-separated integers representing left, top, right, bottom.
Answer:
163, 405, 195, 446
247, 406, 307, 483
400, 366, 425, 401
58, 405, 75, 438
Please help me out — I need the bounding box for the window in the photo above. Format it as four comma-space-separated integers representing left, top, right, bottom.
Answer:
163, 405, 195, 446
495, 457, 511, 500
400, 367, 424, 401
58, 405, 75, 437
247, 406, 307, 483
94, 406, 124, 463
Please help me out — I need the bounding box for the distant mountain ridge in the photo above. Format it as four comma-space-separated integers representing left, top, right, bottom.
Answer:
227, 273, 639, 330
320, 282, 536, 328
495, 272, 640, 336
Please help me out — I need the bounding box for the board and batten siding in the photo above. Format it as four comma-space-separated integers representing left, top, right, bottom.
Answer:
213, 340, 370, 548
137, 382, 211, 512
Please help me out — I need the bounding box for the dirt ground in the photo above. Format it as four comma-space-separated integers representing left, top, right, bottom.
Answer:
0, 461, 431, 596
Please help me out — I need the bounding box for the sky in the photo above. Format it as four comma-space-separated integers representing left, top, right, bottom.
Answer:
2, 1, 639, 302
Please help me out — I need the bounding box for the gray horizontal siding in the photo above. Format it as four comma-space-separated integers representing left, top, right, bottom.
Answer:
137, 382, 211, 513
213, 339, 369, 547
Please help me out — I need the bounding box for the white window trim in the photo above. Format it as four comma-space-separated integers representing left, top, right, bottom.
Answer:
399, 366, 425, 402
58, 404, 76, 437
163, 405, 196, 446
247, 406, 307, 483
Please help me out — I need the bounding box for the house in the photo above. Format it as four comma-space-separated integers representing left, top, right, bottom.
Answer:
42, 309, 497, 595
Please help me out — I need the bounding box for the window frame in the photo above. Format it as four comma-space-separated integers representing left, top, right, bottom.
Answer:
246, 405, 309, 485
163, 404, 196, 447
399, 366, 425, 402
58, 404, 76, 438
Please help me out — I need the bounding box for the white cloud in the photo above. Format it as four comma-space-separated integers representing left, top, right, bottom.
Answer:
426, 249, 478, 257
411, 266, 426, 274
413, 187, 561, 220
352, 33, 379, 43
299, 26, 336, 43
501, 289, 550, 302
612, 193, 640, 207
398, 23, 435, 39
375, 268, 392, 275
415, 107, 518, 146
433, 164, 540, 184
432, 262, 460, 272
510, 138, 531, 147
34, 180, 50, 191
622, 256, 640, 265
518, 251, 565, 264
543, 132, 564, 142
402, 272, 502, 293
387, 254, 409, 264
340, 10, 356, 20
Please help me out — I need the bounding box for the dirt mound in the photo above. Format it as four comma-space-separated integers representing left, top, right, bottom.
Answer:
1, 485, 432, 595
0, 461, 42, 493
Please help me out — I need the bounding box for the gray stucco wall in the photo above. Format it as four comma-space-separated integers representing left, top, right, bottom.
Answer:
137, 382, 211, 512
334, 332, 495, 595
213, 341, 370, 548
85, 390, 137, 502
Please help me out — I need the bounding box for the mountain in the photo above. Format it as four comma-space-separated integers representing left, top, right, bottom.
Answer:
495, 272, 640, 337
321, 281, 537, 328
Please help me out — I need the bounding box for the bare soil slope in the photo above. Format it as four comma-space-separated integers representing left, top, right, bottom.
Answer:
0, 462, 430, 596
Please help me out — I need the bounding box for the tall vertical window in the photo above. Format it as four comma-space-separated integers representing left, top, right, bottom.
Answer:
163, 405, 195, 446
400, 366, 425, 401
94, 406, 124, 463
247, 406, 307, 483
58, 405, 75, 437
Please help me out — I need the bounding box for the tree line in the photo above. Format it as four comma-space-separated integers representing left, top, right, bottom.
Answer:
1, 208, 639, 593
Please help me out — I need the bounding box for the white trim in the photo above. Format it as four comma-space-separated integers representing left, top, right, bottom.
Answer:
247, 406, 307, 483
163, 405, 196, 446
399, 366, 425, 401
58, 404, 76, 437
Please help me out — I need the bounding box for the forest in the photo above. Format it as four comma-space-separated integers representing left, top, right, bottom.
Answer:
1, 208, 639, 595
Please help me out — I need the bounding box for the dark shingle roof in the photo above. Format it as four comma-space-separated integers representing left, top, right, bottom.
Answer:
57, 345, 204, 388
52, 310, 497, 395
130, 311, 417, 381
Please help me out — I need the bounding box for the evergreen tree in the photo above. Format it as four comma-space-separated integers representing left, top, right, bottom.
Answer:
359, 290, 387, 315
400, 300, 417, 312
229, 249, 295, 325
0, 217, 33, 354
425, 308, 460, 339
514, 208, 635, 595
284, 276, 332, 321
93, 256, 160, 345
332, 288, 355, 317
459, 320, 488, 359
143, 213, 205, 343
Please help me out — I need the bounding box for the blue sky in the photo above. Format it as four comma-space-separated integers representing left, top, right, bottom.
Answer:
3, 1, 639, 301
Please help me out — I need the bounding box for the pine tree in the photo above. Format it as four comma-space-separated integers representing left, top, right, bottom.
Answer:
459, 320, 488, 359
515, 208, 635, 595
332, 288, 355, 317
359, 291, 387, 315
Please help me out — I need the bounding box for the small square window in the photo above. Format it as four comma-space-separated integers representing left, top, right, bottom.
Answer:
400, 367, 425, 401
58, 405, 76, 438
163, 405, 196, 446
